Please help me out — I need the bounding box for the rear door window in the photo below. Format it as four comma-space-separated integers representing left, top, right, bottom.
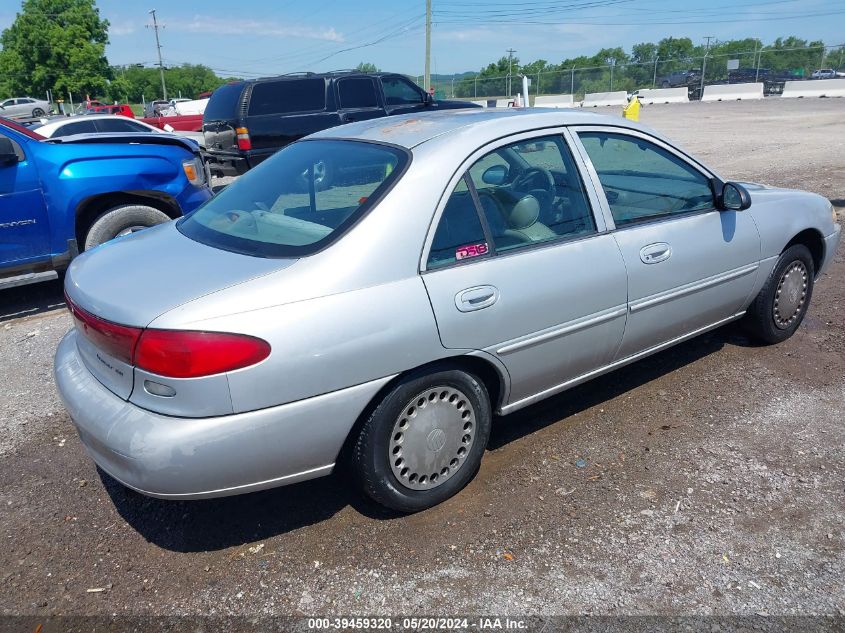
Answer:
94, 118, 150, 133
248, 78, 326, 116
54, 120, 98, 136
338, 78, 379, 109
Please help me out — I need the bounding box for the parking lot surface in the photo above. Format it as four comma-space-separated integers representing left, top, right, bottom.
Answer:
1, 99, 843, 616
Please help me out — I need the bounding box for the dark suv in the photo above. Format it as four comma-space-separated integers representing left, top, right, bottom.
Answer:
203, 71, 479, 176
658, 69, 701, 88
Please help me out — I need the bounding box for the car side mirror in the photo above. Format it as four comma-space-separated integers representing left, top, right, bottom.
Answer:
720, 182, 751, 211
0, 136, 20, 166
482, 164, 508, 186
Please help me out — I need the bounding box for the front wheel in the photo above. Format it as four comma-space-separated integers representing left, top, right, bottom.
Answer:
743, 244, 815, 344
32, 107, 45, 117
352, 367, 492, 513
83, 204, 171, 250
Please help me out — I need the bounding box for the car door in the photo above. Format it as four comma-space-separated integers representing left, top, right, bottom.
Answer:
421, 132, 628, 410
336, 77, 386, 124
0, 131, 50, 266
2, 99, 22, 117
571, 127, 761, 360
381, 74, 428, 116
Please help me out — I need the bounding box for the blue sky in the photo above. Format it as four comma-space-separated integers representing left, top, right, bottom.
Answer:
2, 0, 843, 76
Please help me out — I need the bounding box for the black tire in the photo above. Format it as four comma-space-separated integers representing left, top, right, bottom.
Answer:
661, 81, 670, 88
83, 204, 171, 250
352, 366, 492, 513
743, 244, 815, 344
32, 107, 45, 117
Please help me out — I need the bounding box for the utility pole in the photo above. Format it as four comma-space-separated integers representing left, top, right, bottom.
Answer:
147, 9, 167, 100
506, 48, 516, 96
700, 36, 714, 98
652, 55, 659, 88
754, 40, 762, 83
424, 0, 431, 93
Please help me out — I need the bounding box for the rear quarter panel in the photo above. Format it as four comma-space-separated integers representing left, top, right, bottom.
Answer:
149, 276, 450, 413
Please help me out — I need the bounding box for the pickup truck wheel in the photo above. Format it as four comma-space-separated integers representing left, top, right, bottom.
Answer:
743, 244, 814, 345
83, 204, 171, 250
352, 367, 492, 513
32, 108, 45, 117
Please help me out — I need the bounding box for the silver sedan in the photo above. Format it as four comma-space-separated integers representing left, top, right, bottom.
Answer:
55, 109, 841, 512
0, 96, 52, 118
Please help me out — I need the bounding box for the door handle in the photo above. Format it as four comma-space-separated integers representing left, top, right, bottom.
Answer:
639, 242, 672, 264
455, 285, 499, 312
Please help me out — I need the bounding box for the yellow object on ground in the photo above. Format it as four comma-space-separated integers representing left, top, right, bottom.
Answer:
623, 97, 641, 122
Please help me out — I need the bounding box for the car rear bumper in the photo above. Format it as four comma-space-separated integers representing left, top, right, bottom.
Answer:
54, 329, 393, 499
204, 152, 249, 177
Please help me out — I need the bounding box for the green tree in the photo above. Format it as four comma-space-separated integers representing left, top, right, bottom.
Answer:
355, 62, 380, 72
0, 0, 110, 100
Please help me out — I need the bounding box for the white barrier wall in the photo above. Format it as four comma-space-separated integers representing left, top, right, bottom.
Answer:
495, 98, 514, 108
534, 94, 575, 108
781, 79, 845, 98
634, 88, 689, 104
701, 83, 764, 101
470, 100, 487, 107
582, 91, 628, 107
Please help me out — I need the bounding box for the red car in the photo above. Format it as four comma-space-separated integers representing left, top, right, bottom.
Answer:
87, 104, 135, 118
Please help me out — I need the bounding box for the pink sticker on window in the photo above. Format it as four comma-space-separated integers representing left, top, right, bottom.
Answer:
456, 243, 489, 260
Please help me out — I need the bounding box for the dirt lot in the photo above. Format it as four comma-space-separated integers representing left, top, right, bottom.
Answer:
1, 99, 843, 619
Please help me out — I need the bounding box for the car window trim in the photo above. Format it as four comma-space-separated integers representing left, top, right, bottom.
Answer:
419, 127, 606, 274
567, 125, 722, 233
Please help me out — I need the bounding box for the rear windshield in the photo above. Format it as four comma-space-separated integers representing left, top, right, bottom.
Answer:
178, 139, 409, 258
248, 78, 326, 116
203, 82, 245, 121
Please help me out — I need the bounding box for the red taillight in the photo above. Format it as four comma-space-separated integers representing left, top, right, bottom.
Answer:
66, 293, 270, 378
135, 330, 271, 378
235, 126, 251, 150
66, 294, 142, 364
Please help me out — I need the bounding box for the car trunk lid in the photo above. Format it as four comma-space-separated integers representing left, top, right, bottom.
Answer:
64, 222, 295, 399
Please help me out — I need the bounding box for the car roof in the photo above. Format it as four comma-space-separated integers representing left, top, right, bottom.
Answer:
309, 107, 646, 150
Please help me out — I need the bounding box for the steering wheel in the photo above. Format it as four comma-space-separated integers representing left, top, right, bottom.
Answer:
512, 166, 555, 196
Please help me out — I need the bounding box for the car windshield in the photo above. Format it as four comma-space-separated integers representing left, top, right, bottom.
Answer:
179, 139, 409, 258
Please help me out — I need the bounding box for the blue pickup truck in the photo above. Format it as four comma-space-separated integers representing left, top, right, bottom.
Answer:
0, 117, 212, 290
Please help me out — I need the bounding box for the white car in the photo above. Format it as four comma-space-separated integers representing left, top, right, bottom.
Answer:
0, 96, 52, 118
32, 114, 205, 148
811, 69, 837, 79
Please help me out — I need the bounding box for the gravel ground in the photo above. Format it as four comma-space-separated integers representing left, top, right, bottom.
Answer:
0, 98, 843, 619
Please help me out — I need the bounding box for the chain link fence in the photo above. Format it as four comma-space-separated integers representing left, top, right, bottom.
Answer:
422, 44, 844, 101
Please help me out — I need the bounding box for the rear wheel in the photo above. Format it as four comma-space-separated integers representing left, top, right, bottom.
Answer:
743, 244, 814, 344
352, 367, 492, 513
83, 204, 171, 250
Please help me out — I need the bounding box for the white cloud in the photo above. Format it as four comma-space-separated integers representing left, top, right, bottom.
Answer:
173, 16, 344, 42
109, 21, 136, 36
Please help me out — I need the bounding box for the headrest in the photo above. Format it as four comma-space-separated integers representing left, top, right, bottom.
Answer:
507, 195, 540, 230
